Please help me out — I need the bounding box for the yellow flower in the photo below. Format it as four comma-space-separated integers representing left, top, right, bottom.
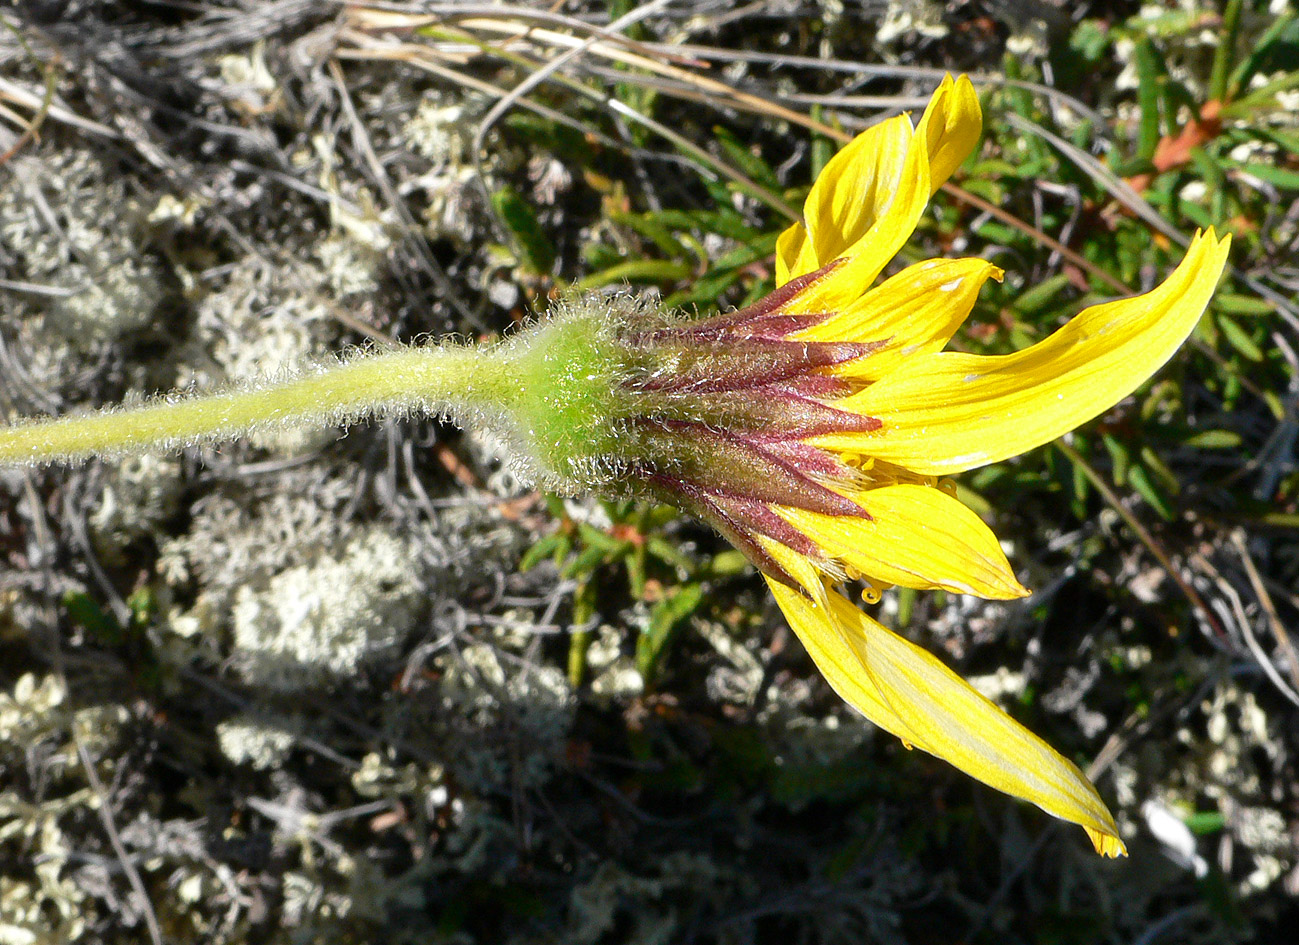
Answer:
698, 74, 1229, 857
0, 65, 1229, 857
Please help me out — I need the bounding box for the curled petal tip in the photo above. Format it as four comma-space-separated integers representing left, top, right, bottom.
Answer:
1088, 828, 1128, 858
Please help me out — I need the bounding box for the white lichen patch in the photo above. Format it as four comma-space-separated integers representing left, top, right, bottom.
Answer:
1156, 679, 1296, 895
876, 0, 948, 44
403, 100, 471, 166
585, 623, 644, 704
968, 665, 1028, 703
88, 452, 184, 563
217, 713, 300, 770
437, 641, 574, 790
697, 618, 765, 705
280, 870, 352, 928
217, 41, 279, 116
231, 526, 424, 690
401, 96, 491, 245
0, 672, 131, 943
0, 149, 169, 349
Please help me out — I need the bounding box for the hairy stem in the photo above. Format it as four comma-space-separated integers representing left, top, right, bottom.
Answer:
0, 343, 499, 466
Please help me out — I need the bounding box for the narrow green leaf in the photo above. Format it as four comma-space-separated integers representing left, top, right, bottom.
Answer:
572, 259, 694, 291
1214, 293, 1274, 317
1135, 38, 1163, 159
575, 523, 628, 554
1208, 0, 1244, 104
1012, 273, 1072, 315
1139, 446, 1182, 495
611, 211, 693, 261
645, 536, 696, 572
636, 583, 705, 682
704, 549, 751, 578
491, 186, 556, 275
1228, 13, 1298, 96
1222, 70, 1299, 118
1128, 464, 1176, 522
1184, 430, 1243, 449
1216, 313, 1265, 362
713, 125, 781, 192
519, 532, 566, 572
1102, 433, 1131, 487
1184, 811, 1226, 835
1239, 162, 1299, 191
562, 542, 618, 579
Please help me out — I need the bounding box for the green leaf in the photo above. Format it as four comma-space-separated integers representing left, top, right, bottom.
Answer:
1184, 810, 1226, 835
1184, 430, 1243, 449
126, 587, 156, 629
572, 259, 693, 291
562, 542, 618, 580
491, 186, 556, 275
1208, 0, 1244, 105
703, 549, 751, 578
1135, 38, 1163, 160
610, 211, 694, 261
1223, 70, 1299, 117
645, 536, 696, 573
1102, 433, 1131, 487
1139, 446, 1181, 495
1238, 162, 1299, 191
1227, 13, 1298, 96
1012, 273, 1072, 315
636, 583, 705, 683
63, 590, 121, 646
1213, 294, 1274, 317
1216, 312, 1265, 362
575, 523, 629, 554
519, 532, 566, 572
713, 125, 781, 192
1128, 463, 1175, 522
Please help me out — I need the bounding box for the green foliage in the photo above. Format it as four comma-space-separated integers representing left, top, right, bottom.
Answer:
491, 184, 557, 275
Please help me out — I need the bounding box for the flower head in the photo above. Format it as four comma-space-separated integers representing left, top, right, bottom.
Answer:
0, 64, 1230, 858
484, 75, 1230, 856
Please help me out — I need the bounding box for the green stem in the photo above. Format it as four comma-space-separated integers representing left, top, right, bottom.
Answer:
0, 344, 497, 466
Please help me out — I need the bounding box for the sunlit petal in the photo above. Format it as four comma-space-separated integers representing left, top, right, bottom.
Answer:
775, 73, 981, 289
917, 73, 982, 195
778, 142, 931, 313
764, 566, 1126, 857
816, 229, 1231, 475
775, 484, 1027, 598
774, 114, 908, 284
793, 257, 1002, 379
774, 222, 810, 286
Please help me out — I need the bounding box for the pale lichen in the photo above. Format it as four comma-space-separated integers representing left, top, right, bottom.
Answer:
217, 713, 300, 770
231, 527, 425, 690
87, 452, 184, 564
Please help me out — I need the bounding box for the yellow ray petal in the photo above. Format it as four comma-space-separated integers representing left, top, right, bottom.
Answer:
776, 113, 920, 287
917, 73, 982, 196
775, 74, 981, 288
774, 222, 810, 287
763, 567, 1126, 857
775, 483, 1027, 599
792, 258, 1002, 380
801, 114, 915, 269
816, 229, 1231, 475
779, 140, 931, 312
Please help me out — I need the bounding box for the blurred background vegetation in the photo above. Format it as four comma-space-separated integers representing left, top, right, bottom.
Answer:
1, 1, 1298, 942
